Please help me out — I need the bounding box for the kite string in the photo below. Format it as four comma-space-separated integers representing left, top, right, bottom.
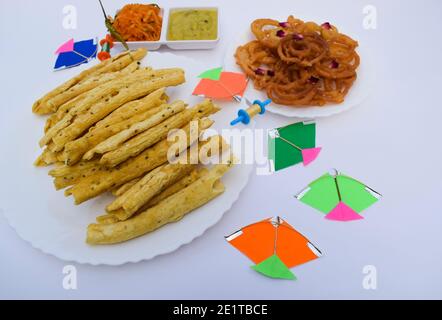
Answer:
334, 176, 342, 201
273, 224, 279, 256
233, 218, 318, 255
216, 81, 243, 103
277, 135, 302, 151
272, 216, 283, 256
73, 50, 90, 60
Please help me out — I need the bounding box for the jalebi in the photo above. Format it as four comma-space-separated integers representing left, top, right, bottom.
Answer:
235, 15, 360, 106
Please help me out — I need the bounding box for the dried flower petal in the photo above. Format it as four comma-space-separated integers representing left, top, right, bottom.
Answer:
276, 30, 286, 38
292, 33, 304, 41
279, 22, 289, 28
267, 70, 275, 77
330, 60, 340, 69
308, 76, 320, 84
254, 68, 265, 76
321, 22, 332, 30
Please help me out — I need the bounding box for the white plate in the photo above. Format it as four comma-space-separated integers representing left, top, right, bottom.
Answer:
0, 52, 252, 265
223, 29, 373, 118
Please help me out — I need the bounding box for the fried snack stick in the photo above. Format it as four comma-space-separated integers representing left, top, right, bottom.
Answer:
112, 178, 141, 197
99, 99, 218, 167
97, 168, 206, 224
65, 118, 214, 204
109, 135, 228, 219
34, 50, 144, 116
84, 100, 186, 160
108, 134, 227, 220
148, 167, 208, 207
94, 88, 168, 129
35, 101, 164, 166
49, 159, 101, 178
69, 118, 215, 202
40, 68, 173, 148
58, 106, 157, 162
43, 62, 147, 133
34, 140, 67, 166
34, 148, 62, 167
106, 165, 164, 211
107, 161, 193, 218
33, 48, 147, 115
52, 69, 185, 150
54, 101, 173, 185
44, 91, 90, 133
46, 140, 60, 152
51, 160, 111, 190
63, 98, 170, 165
45, 62, 141, 116
87, 160, 234, 245
62, 100, 168, 163
95, 214, 120, 225
41, 67, 156, 147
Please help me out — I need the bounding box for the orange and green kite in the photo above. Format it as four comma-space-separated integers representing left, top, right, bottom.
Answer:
225, 217, 322, 280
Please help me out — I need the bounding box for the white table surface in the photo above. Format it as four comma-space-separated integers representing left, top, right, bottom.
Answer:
1, 0, 441, 299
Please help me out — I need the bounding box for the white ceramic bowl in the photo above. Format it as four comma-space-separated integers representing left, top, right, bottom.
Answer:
113, 6, 220, 51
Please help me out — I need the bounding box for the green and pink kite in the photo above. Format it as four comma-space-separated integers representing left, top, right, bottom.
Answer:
296, 169, 382, 222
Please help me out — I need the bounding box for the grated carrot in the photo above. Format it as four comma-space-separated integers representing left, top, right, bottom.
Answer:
113, 4, 162, 42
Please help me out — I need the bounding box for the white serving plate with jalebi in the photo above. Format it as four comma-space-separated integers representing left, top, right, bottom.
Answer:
223, 27, 373, 118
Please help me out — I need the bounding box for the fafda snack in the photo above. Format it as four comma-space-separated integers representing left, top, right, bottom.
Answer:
32, 48, 234, 245
87, 159, 234, 245
235, 16, 360, 107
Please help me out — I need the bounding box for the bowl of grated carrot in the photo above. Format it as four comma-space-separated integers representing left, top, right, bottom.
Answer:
112, 4, 220, 50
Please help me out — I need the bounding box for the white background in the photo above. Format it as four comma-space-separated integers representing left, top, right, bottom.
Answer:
1, 0, 442, 299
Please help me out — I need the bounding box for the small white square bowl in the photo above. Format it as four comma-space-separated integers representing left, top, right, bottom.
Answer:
112, 6, 220, 51
165, 6, 220, 50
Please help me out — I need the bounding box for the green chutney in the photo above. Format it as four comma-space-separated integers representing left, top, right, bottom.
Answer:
167, 9, 218, 41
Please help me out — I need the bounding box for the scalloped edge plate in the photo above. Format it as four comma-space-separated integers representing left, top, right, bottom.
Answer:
0, 52, 253, 265
223, 27, 373, 118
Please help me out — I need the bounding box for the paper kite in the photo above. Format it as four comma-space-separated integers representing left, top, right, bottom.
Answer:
296, 169, 382, 222
225, 216, 322, 280
268, 120, 322, 171
193, 67, 248, 102
54, 38, 98, 71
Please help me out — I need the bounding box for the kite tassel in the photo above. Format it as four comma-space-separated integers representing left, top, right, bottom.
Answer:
98, 34, 114, 61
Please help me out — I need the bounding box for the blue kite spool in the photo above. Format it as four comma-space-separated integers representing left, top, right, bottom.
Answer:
230, 99, 271, 126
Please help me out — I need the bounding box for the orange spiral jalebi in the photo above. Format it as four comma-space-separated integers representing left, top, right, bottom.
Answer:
277, 33, 328, 67
235, 15, 360, 107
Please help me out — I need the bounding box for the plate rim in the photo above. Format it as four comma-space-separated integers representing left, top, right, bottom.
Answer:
223, 27, 372, 118
1, 51, 254, 266
2, 163, 253, 266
